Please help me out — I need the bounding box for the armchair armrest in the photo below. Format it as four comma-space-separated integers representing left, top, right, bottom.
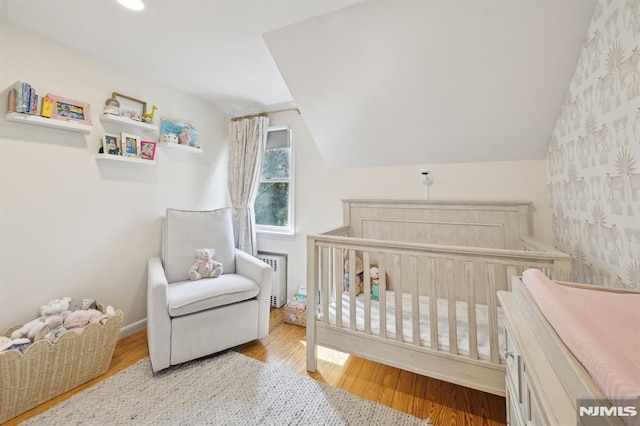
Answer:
236, 249, 272, 290
147, 257, 171, 372
236, 249, 272, 338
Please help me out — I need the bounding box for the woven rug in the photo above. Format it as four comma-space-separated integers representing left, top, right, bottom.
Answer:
23, 351, 432, 425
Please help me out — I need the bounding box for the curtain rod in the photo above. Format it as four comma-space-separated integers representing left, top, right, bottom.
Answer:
231, 107, 301, 122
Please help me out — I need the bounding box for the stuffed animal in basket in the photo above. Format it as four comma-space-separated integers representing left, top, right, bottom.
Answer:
68, 297, 97, 312
10, 317, 47, 340
62, 309, 102, 330
40, 297, 96, 317
34, 315, 64, 342
188, 248, 223, 280
343, 251, 364, 295
40, 297, 72, 316
0, 336, 30, 352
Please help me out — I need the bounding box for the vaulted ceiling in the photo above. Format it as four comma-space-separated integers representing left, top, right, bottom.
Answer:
1, 0, 596, 167
264, 0, 597, 167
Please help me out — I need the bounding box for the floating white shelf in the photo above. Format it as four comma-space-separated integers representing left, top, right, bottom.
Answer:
6, 112, 93, 134
99, 114, 159, 134
95, 153, 156, 165
159, 142, 203, 154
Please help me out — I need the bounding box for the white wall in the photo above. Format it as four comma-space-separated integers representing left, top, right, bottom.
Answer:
258, 110, 553, 300
0, 23, 228, 332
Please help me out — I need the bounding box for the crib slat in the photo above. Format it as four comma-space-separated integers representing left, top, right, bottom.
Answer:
335, 248, 343, 328
427, 257, 438, 351
349, 249, 357, 332
394, 254, 403, 343
506, 265, 519, 292
363, 251, 372, 335
410, 256, 420, 347
321, 247, 330, 325
379, 254, 387, 339
447, 259, 457, 355
306, 236, 318, 372
466, 261, 478, 360
485, 263, 499, 364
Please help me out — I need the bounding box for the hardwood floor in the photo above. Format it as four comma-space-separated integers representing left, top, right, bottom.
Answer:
6, 309, 506, 425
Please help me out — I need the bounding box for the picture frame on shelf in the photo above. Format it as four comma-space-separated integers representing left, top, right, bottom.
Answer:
112, 92, 146, 122
49, 95, 92, 125
102, 133, 121, 156
160, 117, 199, 148
140, 140, 157, 160
121, 133, 140, 158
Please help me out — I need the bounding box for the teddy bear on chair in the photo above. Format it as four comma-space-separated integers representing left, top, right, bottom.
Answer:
188, 248, 223, 280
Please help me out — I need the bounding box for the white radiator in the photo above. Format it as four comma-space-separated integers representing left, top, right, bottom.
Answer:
257, 252, 287, 308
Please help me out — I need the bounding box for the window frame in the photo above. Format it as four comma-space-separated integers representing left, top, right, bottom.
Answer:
255, 125, 294, 236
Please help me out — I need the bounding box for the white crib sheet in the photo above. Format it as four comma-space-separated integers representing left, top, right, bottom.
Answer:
326, 290, 505, 362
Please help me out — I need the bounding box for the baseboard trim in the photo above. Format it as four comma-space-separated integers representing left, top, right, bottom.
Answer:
118, 318, 147, 340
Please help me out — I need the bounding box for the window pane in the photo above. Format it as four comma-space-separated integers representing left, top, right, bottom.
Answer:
261, 148, 290, 180
266, 129, 290, 149
255, 182, 289, 227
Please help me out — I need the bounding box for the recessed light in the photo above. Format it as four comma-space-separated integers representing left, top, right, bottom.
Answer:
117, 0, 145, 11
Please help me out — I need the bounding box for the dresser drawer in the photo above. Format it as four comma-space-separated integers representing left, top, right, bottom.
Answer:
504, 326, 522, 403
506, 377, 526, 426
523, 369, 547, 426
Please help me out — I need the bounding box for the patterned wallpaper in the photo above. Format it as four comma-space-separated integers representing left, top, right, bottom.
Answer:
548, 0, 640, 291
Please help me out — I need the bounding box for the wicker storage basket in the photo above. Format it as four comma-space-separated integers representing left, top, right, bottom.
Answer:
0, 306, 123, 423
283, 306, 306, 327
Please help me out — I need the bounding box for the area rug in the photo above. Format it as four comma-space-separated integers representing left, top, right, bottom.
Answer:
23, 351, 432, 425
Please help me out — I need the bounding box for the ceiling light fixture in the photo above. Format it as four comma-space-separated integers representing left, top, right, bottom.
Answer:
117, 0, 145, 11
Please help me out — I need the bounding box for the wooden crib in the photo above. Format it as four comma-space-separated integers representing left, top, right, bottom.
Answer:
306, 199, 571, 396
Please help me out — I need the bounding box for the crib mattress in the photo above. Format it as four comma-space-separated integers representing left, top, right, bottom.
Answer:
326, 290, 505, 362
522, 269, 640, 404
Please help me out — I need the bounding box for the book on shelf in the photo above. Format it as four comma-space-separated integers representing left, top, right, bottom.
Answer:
41, 95, 53, 117
29, 90, 36, 114
7, 81, 23, 113
21, 82, 30, 113
7, 89, 16, 113
6, 81, 45, 116
32, 94, 40, 115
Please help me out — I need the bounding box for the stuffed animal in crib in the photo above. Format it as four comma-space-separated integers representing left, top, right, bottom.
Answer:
343, 251, 364, 295
188, 248, 223, 280
369, 264, 390, 301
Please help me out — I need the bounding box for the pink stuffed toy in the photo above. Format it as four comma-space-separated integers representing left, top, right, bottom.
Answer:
62, 309, 102, 330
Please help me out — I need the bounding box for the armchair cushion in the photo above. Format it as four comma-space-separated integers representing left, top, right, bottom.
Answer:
163, 208, 236, 283
167, 274, 259, 317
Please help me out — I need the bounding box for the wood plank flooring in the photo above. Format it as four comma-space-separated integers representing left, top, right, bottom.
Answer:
5, 308, 506, 425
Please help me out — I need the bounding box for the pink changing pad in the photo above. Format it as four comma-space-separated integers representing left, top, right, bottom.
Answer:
521, 269, 640, 404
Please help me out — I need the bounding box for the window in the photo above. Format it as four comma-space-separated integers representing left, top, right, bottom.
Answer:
255, 126, 293, 234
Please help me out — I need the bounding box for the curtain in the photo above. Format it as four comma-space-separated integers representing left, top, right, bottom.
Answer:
228, 115, 269, 255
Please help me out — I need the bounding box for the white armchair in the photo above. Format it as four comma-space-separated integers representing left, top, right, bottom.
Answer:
147, 207, 272, 372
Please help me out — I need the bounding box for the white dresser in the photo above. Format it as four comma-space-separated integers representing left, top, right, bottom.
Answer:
498, 277, 626, 426
499, 290, 574, 425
